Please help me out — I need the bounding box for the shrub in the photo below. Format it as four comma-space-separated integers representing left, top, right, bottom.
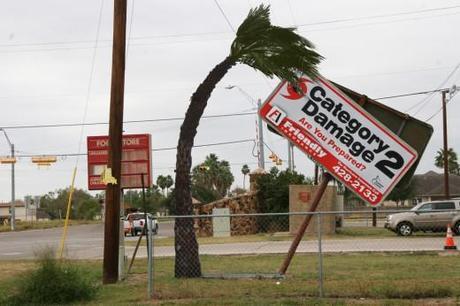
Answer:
7, 249, 98, 305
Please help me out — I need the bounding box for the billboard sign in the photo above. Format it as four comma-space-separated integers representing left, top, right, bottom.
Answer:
87, 134, 152, 190
260, 76, 418, 206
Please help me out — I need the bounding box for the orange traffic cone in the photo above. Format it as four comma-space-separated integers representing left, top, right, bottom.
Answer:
444, 224, 457, 250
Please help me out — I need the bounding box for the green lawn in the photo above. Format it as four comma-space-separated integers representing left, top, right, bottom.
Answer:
0, 219, 101, 232
1, 253, 459, 305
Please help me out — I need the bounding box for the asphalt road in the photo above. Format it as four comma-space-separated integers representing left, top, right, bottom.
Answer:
0, 223, 456, 260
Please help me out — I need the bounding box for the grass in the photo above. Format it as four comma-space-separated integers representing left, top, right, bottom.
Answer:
126, 225, 446, 247
0, 219, 101, 233
1, 252, 459, 305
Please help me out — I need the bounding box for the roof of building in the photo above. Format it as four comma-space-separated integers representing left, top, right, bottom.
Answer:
413, 171, 460, 196
0, 200, 25, 208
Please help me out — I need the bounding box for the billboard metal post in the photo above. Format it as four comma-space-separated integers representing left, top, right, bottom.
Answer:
278, 172, 332, 275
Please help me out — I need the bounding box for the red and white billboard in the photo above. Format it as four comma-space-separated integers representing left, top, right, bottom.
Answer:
260, 76, 418, 206
87, 134, 152, 190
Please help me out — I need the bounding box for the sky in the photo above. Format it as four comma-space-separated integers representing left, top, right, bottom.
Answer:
1, 0, 460, 202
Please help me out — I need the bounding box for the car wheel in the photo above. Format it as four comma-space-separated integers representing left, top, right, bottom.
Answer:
453, 221, 460, 236
397, 222, 413, 236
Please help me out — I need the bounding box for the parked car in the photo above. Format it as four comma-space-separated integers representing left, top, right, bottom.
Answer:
124, 212, 158, 236
384, 200, 460, 236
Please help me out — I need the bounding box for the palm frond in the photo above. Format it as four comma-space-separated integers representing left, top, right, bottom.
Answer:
230, 4, 323, 86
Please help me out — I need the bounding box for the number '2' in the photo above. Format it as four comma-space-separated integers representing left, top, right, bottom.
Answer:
375, 151, 404, 179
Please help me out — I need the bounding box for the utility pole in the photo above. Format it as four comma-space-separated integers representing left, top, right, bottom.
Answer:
1, 129, 15, 231
442, 90, 450, 199
257, 99, 265, 170
103, 0, 127, 284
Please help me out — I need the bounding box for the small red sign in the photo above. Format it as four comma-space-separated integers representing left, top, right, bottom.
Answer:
87, 134, 152, 190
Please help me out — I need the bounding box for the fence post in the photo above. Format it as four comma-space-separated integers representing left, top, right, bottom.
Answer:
147, 216, 154, 298
317, 212, 324, 298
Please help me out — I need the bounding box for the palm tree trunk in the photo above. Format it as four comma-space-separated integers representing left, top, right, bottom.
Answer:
174, 56, 235, 278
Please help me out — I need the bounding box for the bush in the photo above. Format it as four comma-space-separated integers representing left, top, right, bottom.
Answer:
7, 249, 98, 305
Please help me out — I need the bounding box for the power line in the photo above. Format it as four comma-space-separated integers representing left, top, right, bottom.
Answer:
2, 5, 458, 54
13, 138, 255, 158
0, 111, 256, 130
375, 88, 450, 100
297, 4, 460, 27
213, 0, 236, 33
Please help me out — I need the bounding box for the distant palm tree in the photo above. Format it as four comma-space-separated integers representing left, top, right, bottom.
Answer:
164, 175, 174, 196
174, 4, 323, 278
241, 164, 250, 189
434, 148, 460, 175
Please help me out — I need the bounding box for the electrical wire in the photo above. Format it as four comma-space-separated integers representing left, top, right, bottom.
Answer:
13, 138, 255, 158
213, 0, 236, 33
75, 0, 105, 168
0, 111, 256, 130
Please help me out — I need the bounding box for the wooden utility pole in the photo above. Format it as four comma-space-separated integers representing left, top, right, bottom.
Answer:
103, 0, 127, 284
442, 90, 450, 200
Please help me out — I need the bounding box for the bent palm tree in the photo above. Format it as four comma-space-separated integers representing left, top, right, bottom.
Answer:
174, 4, 323, 277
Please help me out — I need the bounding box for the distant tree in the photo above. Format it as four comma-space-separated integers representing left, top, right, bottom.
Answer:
192, 154, 234, 198
156, 175, 168, 196
164, 175, 174, 196
40, 188, 94, 220
385, 178, 416, 207
434, 148, 460, 175
257, 167, 312, 231
123, 185, 163, 214
75, 199, 101, 220
241, 164, 250, 190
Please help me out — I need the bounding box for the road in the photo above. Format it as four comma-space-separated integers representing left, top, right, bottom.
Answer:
0, 223, 455, 260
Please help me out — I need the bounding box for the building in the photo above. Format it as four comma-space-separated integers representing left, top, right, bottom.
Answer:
0, 198, 49, 224
412, 171, 460, 202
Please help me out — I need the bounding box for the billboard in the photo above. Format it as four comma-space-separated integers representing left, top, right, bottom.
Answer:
260, 76, 418, 206
87, 134, 152, 190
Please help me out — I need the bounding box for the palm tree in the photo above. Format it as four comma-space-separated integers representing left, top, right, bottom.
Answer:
156, 175, 167, 196
241, 164, 250, 189
164, 175, 174, 196
434, 148, 460, 175
174, 4, 323, 278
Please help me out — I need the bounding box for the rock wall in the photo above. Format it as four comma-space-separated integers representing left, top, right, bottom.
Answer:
193, 192, 258, 237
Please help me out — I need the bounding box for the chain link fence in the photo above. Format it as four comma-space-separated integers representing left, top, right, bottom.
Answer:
130, 209, 460, 299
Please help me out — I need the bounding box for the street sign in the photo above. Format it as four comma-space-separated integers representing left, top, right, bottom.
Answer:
260, 76, 418, 206
87, 134, 152, 190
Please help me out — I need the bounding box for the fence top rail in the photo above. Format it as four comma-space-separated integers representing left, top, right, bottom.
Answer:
155, 209, 460, 219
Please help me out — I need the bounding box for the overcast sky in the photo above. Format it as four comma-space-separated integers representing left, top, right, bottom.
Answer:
1, 0, 460, 202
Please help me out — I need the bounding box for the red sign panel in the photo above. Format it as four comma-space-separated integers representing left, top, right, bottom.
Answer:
87, 134, 152, 190
260, 76, 418, 206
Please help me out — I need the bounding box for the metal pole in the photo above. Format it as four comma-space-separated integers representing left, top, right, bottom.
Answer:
278, 173, 332, 275
147, 216, 154, 298
287, 141, 292, 171
11, 143, 15, 231
317, 213, 324, 298
442, 90, 450, 199
103, 0, 127, 284
372, 207, 377, 227
257, 99, 265, 170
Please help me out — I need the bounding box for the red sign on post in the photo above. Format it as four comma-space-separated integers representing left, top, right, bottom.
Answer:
87, 134, 152, 190
260, 76, 418, 206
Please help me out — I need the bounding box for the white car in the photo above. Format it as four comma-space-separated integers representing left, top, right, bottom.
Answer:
124, 212, 158, 236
